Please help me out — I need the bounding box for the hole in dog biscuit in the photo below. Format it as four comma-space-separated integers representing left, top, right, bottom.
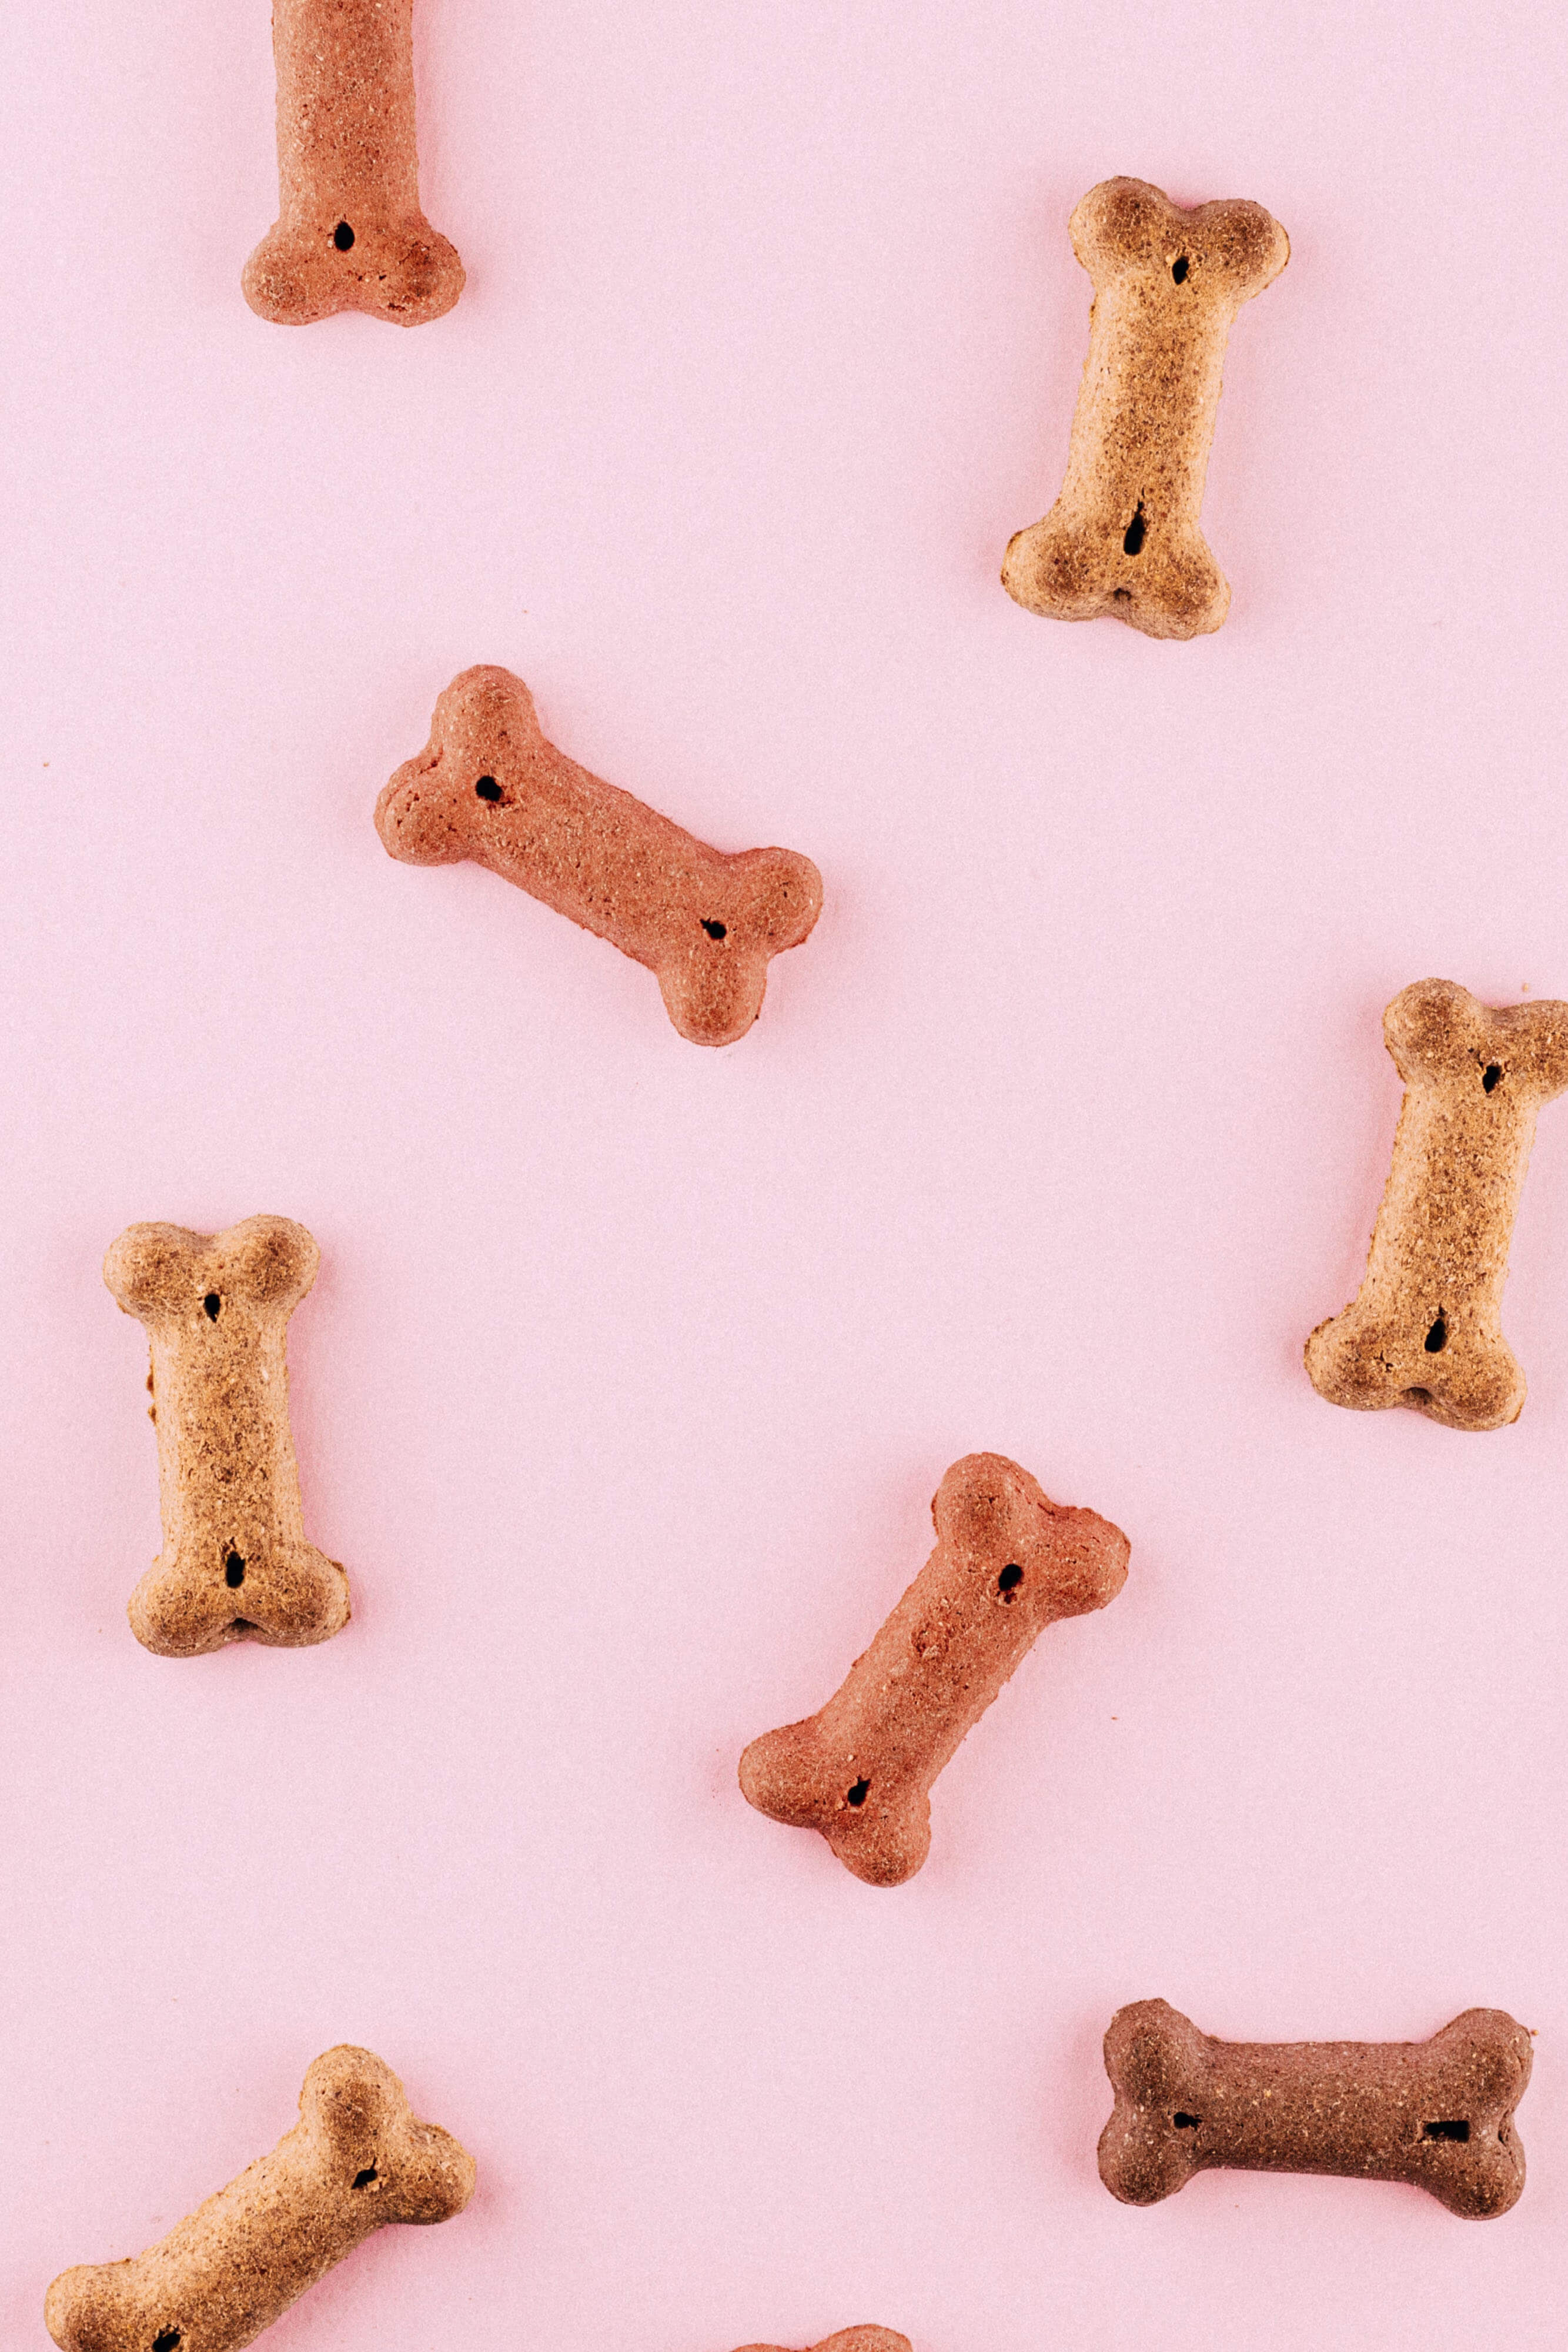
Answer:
203, 1293, 221, 1321
474, 775, 503, 802
1123, 503, 1147, 556
846, 1778, 870, 1806
153, 2333, 182, 2350
1425, 1312, 1449, 1354
230, 1618, 258, 1635
1483, 1063, 1503, 1093
1422, 2119, 1470, 2142
1174, 2112, 1201, 2129
1112, 587, 1132, 600
997, 1562, 1024, 1599
1403, 1386, 1433, 1405
701, 918, 728, 940
333, 220, 355, 250
225, 1550, 246, 1588
353, 2165, 379, 2189
1171, 255, 1190, 283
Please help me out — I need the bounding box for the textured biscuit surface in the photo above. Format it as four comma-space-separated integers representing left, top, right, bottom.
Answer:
735, 2334, 911, 2352
376, 666, 823, 1046
1002, 176, 1288, 639
243, 0, 464, 326
1099, 2000, 1530, 2217
739, 1453, 1128, 1885
1306, 979, 1568, 1429
104, 1215, 350, 1655
46, 2046, 476, 2352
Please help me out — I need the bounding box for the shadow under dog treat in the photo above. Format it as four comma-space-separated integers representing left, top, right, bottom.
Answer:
243, 0, 464, 326
1099, 2000, 1530, 2218
103, 1215, 350, 1656
1306, 979, 1568, 1431
376, 666, 823, 1047
1002, 176, 1288, 640
46, 2046, 476, 2352
740, 1454, 1128, 1886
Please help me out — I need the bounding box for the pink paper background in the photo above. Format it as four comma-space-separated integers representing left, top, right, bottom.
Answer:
3, 1, 1567, 2346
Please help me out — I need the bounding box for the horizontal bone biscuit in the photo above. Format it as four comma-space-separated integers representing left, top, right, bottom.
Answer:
104, 1215, 350, 1656
1098, 1999, 1530, 2217
376, 666, 823, 1047
734, 2334, 911, 2352
1002, 176, 1288, 639
1305, 979, 1568, 1430
46, 2046, 475, 2352
739, 1453, 1128, 1886
243, 0, 464, 326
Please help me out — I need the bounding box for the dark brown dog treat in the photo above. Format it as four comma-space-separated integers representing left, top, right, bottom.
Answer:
46, 2046, 475, 2352
738, 1453, 1129, 1886
1002, 177, 1288, 639
1099, 2000, 1530, 2218
735, 2333, 911, 2352
376, 666, 823, 1047
243, 0, 464, 326
1306, 979, 1568, 1431
103, 1215, 350, 1656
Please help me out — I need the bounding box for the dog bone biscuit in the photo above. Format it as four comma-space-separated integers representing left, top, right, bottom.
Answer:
103, 1215, 350, 1656
1305, 979, 1568, 1430
376, 666, 823, 1047
243, 0, 464, 326
734, 2334, 911, 2352
1002, 177, 1288, 639
46, 2046, 475, 2352
1099, 1999, 1530, 2218
739, 1453, 1128, 1886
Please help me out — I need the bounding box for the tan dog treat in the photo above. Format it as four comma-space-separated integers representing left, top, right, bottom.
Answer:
46, 2045, 475, 2352
739, 1452, 1128, 1886
243, 0, 464, 326
376, 666, 823, 1047
735, 2334, 911, 2352
1002, 176, 1288, 640
1099, 2000, 1530, 2219
1305, 979, 1568, 1431
103, 1215, 350, 1656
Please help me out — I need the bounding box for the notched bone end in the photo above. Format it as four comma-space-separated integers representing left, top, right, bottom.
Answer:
735, 2334, 914, 2352
129, 1543, 352, 1657
1418, 2009, 1531, 2219
302, 2045, 477, 2223
738, 1723, 933, 1887
243, 218, 464, 328
105, 1215, 320, 1322
656, 847, 825, 1048
376, 667, 543, 868
932, 1453, 1130, 1618
1304, 1309, 1525, 1431
1386, 977, 1568, 1104
1002, 514, 1230, 640
1098, 1998, 1212, 2204
1071, 178, 1289, 304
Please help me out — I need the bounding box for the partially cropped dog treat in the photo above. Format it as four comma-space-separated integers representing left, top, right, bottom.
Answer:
735, 2333, 911, 2352
46, 2046, 475, 2352
1099, 2000, 1530, 2218
103, 1215, 350, 1656
1002, 177, 1288, 639
376, 666, 823, 1047
243, 0, 464, 325
1306, 980, 1568, 1430
739, 1453, 1128, 1886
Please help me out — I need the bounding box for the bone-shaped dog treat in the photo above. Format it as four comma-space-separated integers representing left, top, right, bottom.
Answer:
376, 666, 824, 1047
1305, 979, 1568, 1431
243, 0, 464, 326
1002, 177, 1288, 639
1098, 1999, 1530, 2218
734, 2333, 911, 2352
739, 1453, 1128, 1886
103, 1215, 350, 1656
46, 2046, 475, 2352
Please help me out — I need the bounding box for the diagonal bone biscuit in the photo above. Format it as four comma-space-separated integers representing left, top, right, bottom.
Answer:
104, 1215, 350, 1656
735, 2334, 911, 2352
1002, 177, 1288, 639
376, 666, 823, 1047
1098, 2000, 1530, 2218
46, 2046, 476, 2352
739, 1454, 1128, 1886
243, 0, 464, 327
1305, 979, 1568, 1431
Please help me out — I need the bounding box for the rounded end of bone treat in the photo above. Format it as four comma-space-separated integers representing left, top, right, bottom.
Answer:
105, 1215, 318, 1321
1417, 2010, 1532, 2219
740, 1726, 931, 1886
104, 1221, 209, 1317
1305, 1312, 1526, 1431
303, 2046, 477, 2223
1069, 178, 1287, 305
657, 940, 773, 1048
44, 2266, 109, 2351
1098, 1999, 1209, 2205
931, 1453, 1129, 1617
1002, 517, 1228, 639
377, 667, 545, 866
376, 755, 471, 867
243, 219, 465, 327
129, 1545, 351, 1658
1382, 978, 1486, 1080
1002, 514, 1108, 623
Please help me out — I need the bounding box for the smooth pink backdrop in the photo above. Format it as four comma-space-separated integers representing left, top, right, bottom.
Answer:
3, 2, 1567, 2346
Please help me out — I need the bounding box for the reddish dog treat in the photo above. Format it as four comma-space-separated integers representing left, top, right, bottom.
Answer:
376, 666, 823, 1047
1306, 980, 1568, 1431
243, 0, 464, 326
1002, 177, 1288, 639
735, 2334, 911, 2352
104, 1215, 350, 1656
1099, 2000, 1530, 2218
46, 2046, 475, 2352
739, 1453, 1128, 1886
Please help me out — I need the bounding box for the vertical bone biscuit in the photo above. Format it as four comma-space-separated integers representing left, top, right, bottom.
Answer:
1098, 2000, 1530, 2217
46, 2046, 476, 2352
734, 2334, 911, 2352
243, 0, 464, 326
1002, 177, 1288, 639
739, 1453, 1129, 1886
104, 1215, 350, 1656
376, 666, 824, 1047
1305, 980, 1568, 1430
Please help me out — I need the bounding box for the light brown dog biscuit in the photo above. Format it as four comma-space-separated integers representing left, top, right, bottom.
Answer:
46, 2045, 475, 2352
1002, 177, 1288, 639
1099, 2000, 1530, 2219
739, 1453, 1129, 1886
243, 0, 464, 326
103, 1215, 350, 1656
734, 2334, 911, 2352
376, 666, 824, 1047
1305, 979, 1568, 1431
